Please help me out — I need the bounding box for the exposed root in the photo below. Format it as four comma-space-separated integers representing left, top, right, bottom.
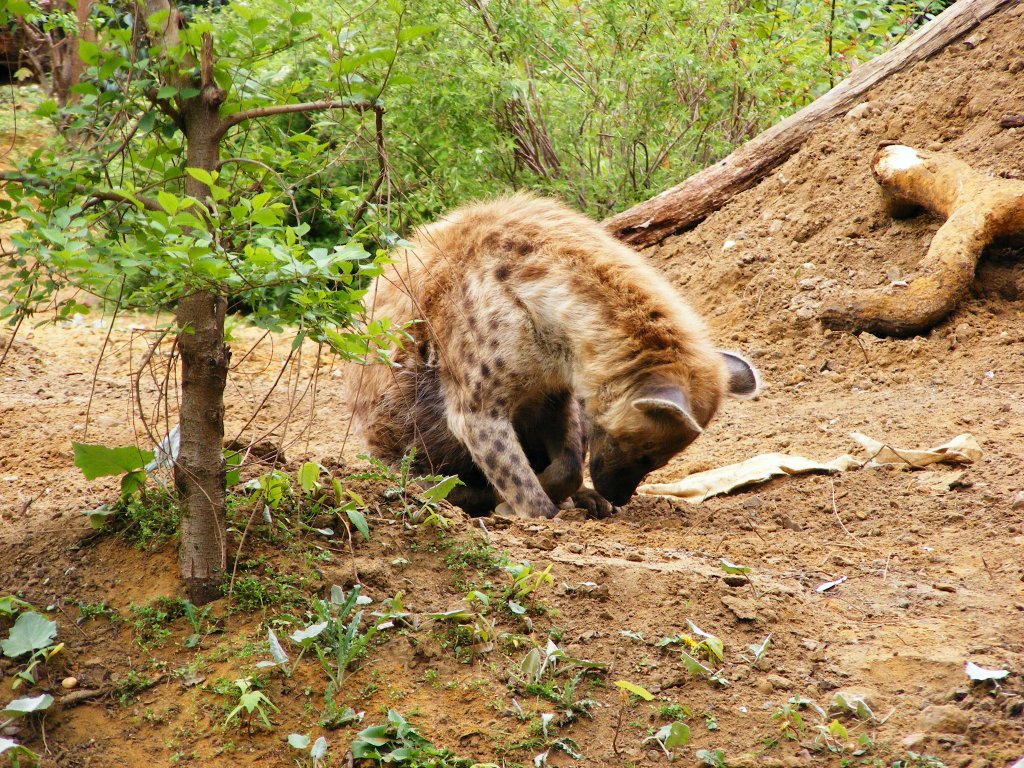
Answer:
819, 143, 1024, 337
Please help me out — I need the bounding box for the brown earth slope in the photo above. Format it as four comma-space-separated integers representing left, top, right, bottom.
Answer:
2, 5, 1024, 767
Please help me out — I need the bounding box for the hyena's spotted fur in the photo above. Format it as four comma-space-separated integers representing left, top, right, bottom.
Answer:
345, 195, 758, 518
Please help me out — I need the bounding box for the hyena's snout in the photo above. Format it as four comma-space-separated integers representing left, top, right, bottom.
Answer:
588, 425, 698, 507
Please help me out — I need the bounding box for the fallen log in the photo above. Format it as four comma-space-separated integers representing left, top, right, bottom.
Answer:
602, 0, 1022, 248
819, 144, 1024, 337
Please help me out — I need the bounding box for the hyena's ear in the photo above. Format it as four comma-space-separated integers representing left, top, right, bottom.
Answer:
633, 386, 703, 434
720, 351, 761, 398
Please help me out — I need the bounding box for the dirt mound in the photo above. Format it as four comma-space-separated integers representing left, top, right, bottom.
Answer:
2, 6, 1024, 767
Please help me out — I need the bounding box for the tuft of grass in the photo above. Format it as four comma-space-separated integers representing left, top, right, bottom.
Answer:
122, 493, 181, 550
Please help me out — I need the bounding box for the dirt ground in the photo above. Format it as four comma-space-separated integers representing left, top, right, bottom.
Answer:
3, 5, 1024, 768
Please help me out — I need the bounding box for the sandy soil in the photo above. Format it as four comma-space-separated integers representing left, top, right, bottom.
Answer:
2, 5, 1024, 767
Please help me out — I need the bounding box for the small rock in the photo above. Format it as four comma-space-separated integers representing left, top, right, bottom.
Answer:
721, 595, 758, 621
624, 549, 643, 562
61, 676, 78, 690
525, 534, 555, 551
564, 542, 584, 554
555, 507, 587, 522
902, 731, 928, 748
1011, 491, 1024, 511
845, 101, 877, 120
963, 33, 986, 48
933, 583, 957, 593
767, 674, 794, 691
917, 704, 970, 734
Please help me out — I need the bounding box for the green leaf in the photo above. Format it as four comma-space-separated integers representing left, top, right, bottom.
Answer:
749, 634, 771, 662
614, 680, 654, 701
696, 748, 727, 768
310, 736, 327, 759
288, 733, 310, 750
5, 0, 32, 15
719, 558, 750, 575
72, 442, 154, 480
120, 469, 147, 499
289, 621, 328, 645
34, 100, 58, 117
420, 475, 462, 504
156, 85, 179, 100
267, 629, 289, 666
156, 191, 179, 215
84, 503, 119, 530
289, 10, 313, 25
398, 24, 437, 43
77, 40, 100, 65
664, 721, 690, 748
346, 508, 370, 541
1, 612, 57, 658
225, 450, 242, 487
298, 461, 321, 493
680, 651, 713, 678
0, 596, 30, 617
185, 167, 216, 187
2, 694, 53, 717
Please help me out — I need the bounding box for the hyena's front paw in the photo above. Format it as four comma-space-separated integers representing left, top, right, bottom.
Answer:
494, 500, 559, 520
570, 487, 615, 519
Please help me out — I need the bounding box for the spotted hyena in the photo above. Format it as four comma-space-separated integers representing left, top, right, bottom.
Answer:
344, 195, 759, 518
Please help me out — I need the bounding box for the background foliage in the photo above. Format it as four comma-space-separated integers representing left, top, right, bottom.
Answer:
0, 0, 949, 326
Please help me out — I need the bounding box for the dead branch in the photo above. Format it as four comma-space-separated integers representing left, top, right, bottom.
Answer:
602, 0, 1022, 247
819, 144, 1024, 337
220, 99, 377, 132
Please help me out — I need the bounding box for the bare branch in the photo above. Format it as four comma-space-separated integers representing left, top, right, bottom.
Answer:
351, 105, 390, 229
221, 99, 377, 131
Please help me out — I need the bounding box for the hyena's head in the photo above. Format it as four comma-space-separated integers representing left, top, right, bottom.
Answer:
588, 352, 760, 506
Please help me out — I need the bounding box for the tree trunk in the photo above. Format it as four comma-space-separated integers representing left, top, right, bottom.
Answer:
175, 95, 230, 602
602, 0, 1022, 247
144, 0, 233, 603
175, 290, 230, 604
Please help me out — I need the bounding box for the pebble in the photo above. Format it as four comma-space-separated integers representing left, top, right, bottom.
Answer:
916, 704, 970, 734
902, 731, 927, 748
933, 583, 957, 593
766, 674, 794, 691
1011, 491, 1024, 511
721, 595, 758, 622
61, 676, 78, 690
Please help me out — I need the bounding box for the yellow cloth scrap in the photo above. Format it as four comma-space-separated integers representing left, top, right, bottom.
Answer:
638, 433, 980, 504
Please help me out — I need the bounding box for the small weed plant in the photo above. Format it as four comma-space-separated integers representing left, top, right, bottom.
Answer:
223, 678, 278, 731
350, 709, 491, 767
350, 451, 462, 527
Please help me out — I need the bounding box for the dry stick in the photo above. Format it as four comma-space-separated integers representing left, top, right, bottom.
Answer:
53, 603, 90, 639
829, 479, 864, 549
132, 328, 173, 448
84, 278, 126, 437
